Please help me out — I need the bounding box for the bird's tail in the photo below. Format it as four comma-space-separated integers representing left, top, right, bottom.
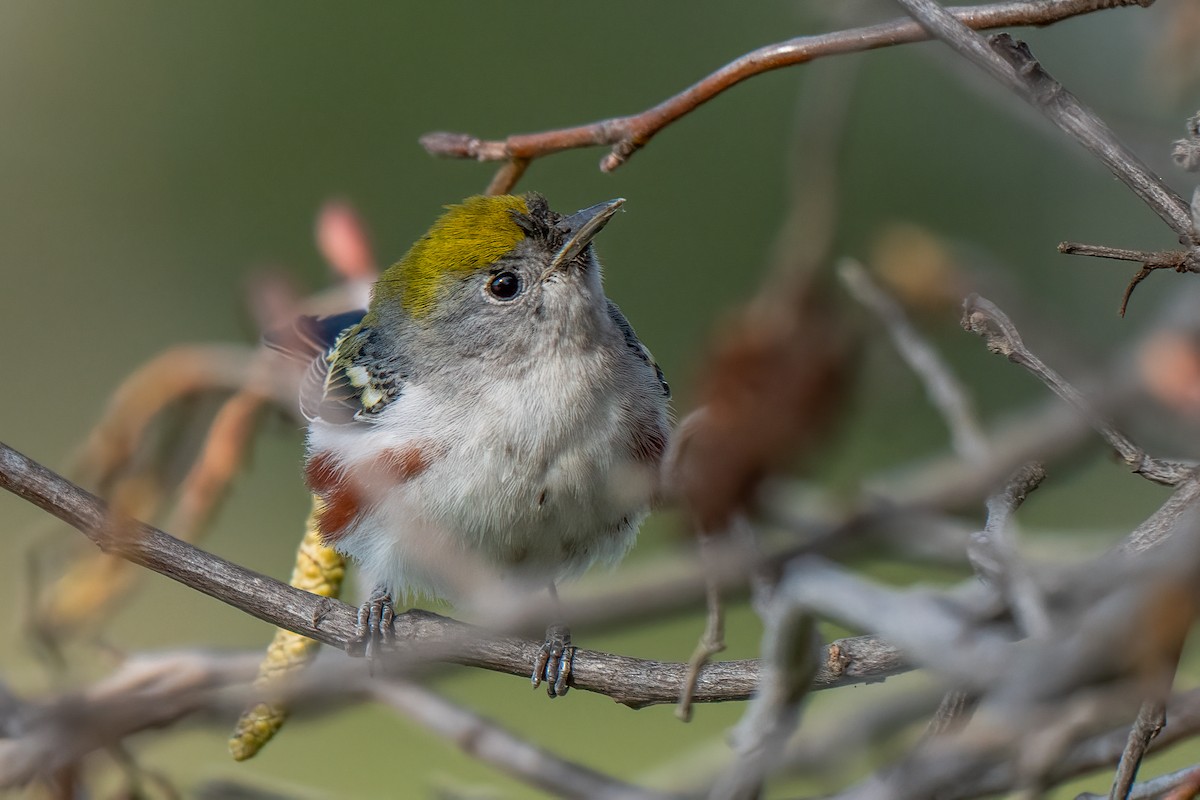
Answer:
228, 495, 345, 760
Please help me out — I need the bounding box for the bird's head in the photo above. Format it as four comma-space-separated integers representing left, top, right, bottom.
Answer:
367, 193, 624, 364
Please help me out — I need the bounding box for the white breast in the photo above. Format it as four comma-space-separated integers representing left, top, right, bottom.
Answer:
307, 347, 660, 604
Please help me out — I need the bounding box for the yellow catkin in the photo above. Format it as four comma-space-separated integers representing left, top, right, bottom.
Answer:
228, 496, 345, 761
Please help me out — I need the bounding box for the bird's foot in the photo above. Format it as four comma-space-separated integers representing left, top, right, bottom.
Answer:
531, 623, 574, 698
348, 586, 395, 670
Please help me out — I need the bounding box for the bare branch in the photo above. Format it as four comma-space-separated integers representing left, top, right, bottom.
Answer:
1109, 700, 1166, 800
939, 690, 1200, 800
969, 461, 1050, 638
1079, 765, 1200, 800
421, 0, 1153, 180
961, 294, 1198, 485
711, 589, 820, 800
1057, 243, 1194, 317
0, 651, 259, 787
1118, 477, 1200, 556
892, 0, 1191, 240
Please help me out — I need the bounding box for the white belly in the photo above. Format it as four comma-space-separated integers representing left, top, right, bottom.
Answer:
307, 357, 658, 603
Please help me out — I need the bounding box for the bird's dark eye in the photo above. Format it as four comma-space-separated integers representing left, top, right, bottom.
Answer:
486, 271, 522, 301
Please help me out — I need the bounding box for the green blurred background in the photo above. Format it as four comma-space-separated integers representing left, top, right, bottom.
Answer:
2, 1, 1199, 797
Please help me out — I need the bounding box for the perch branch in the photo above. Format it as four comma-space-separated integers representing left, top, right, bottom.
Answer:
1058, 243, 1195, 317
0, 441, 908, 709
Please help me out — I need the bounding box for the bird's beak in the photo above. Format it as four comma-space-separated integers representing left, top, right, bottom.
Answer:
545, 198, 625, 275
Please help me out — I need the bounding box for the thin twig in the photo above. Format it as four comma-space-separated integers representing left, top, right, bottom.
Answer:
1078, 766, 1200, 800
1058, 243, 1193, 317
970, 461, 1051, 638
676, 558, 726, 722
961, 294, 1198, 486
839, 258, 989, 463
483, 157, 530, 196
421, 0, 1152, 182
891, 0, 1190, 240
711, 591, 820, 800
940, 690, 1200, 799
1110, 700, 1166, 800
0, 441, 909, 709
1058, 243, 1189, 266
925, 691, 979, 738
370, 680, 676, 800
932, 461, 1047, 738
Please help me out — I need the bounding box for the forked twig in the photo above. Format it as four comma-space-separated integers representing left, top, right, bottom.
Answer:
1110, 700, 1166, 800
421, 0, 1154, 193
961, 294, 1197, 486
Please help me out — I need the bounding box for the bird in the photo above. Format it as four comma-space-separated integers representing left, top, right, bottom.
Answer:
271, 193, 670, 695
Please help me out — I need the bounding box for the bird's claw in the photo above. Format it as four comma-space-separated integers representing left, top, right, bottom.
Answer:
348, 588, 395, 671
531, 623, 574, 698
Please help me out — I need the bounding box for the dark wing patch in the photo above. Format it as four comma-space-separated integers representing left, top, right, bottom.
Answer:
606, 300, 670, 398
302, 322, 405, 424
266, 310, 403, 425
264, 309, 367, 363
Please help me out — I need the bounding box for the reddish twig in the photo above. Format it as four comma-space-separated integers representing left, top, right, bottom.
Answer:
420, 0, 1151, 193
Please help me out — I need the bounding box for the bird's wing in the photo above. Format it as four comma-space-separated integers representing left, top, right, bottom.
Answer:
266, 310, 403, 424
606, 299, 670, 398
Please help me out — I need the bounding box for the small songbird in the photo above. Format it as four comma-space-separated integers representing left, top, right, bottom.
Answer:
276, 194, 670, 695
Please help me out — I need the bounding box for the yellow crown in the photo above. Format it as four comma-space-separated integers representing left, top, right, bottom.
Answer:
374, 194, 530, 319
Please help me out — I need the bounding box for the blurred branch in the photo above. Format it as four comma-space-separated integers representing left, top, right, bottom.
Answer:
369, 680, 676, 800
71, 344, 260, 492
712, 583, 820, 800
1109, 700, 1166, 800
420, 0, 1152, 193
839, 258, 989, 463
0, 649, 674, 799
0, 650, 259, 788
940, 689, 1200, 800
0, 441, 909, 710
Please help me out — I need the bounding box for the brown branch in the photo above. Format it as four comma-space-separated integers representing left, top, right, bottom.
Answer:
70, 344, 258, 492
420, 0, 1151, 186
891, 0, 1191, 240
1058, 242, 1195, 317
961, 294, 1198, 486
0, 440, 908, 709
